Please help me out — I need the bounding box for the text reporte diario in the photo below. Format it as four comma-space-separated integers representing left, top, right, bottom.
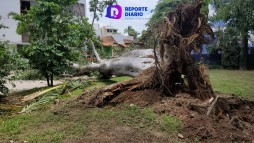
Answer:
124, 7, 148, 17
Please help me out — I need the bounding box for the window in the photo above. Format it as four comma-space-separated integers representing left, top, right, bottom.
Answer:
107, 29, 113, 33
21, 0, 31, 14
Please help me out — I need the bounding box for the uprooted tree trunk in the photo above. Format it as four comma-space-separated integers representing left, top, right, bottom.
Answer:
89, 0, 215, 107
73, 49, 156, 78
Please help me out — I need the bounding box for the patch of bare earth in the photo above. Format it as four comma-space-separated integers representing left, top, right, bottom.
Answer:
63, 126, 169, 143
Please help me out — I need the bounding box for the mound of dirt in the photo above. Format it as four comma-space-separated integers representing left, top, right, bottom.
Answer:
79, 89, 254, 142
110, 89, 163, 107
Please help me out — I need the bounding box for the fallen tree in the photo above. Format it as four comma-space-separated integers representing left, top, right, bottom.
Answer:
77, 1, 254, 142
73, 49, 157, 78
87, 0, 215, 107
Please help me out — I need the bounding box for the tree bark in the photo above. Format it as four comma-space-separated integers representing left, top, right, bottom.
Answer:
239, 31, 249, 70
50, 74, 53, 86
46, 74, 50, 86
91, 0, 98, 26
73, 49, 156, 78
89, 39, 102, 63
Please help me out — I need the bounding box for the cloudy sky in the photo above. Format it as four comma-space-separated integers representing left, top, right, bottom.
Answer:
86, 0, 159, 35
85, 0, 215, 35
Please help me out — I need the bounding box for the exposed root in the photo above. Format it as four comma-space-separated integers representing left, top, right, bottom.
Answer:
207, 95, 219, 116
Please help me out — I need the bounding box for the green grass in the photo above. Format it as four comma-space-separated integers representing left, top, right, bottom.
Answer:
0, 111, 75, 142
2, 76, 170, 142
209, 70, 254, 99
0, 105, 180, 142
118, 105, 157, 127
110, 76, 133, 82
161, 114, 181, 133
3, 77, 131, 114
93, 76, 132, 86
26, 129, 65, 143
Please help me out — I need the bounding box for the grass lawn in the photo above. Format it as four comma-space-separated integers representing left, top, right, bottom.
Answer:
0, 105, 180, 143
209, 70, 254, 99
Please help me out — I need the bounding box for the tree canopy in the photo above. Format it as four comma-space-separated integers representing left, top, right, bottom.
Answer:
124, 26, 139, 39
212, 0, 254, 69
148, 0, 190, 26
13, 0, 94, 86
0, 17, 12, 94
213, 0, 254, 32
89, 0, 117, 25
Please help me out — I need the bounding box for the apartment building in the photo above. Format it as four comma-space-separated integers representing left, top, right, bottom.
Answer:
0, 0, 86, 45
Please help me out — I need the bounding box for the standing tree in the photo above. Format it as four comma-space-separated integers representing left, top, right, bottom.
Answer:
124, 26, 139, 39
220, 27, 241, 69
209, 20, 241, 69
12, 0, 93, 86
212, 0, 254, 70
0, 41, 11, 95
0, 17, 12, 95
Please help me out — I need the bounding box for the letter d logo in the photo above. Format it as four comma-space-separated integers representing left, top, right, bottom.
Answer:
105, 5, 122, 19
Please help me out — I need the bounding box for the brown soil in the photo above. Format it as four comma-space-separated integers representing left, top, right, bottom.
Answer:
79, 89, 254, 143
62, 126, 170, 143
110, 89, 163, 107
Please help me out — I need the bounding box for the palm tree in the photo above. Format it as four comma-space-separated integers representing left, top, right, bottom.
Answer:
124, 26, 139, 39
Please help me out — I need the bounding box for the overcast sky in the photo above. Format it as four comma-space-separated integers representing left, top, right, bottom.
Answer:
86, 0, 159, 35
85, 0, 216, 35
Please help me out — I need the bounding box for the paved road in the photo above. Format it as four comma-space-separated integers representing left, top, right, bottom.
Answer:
5, 80, 63, 92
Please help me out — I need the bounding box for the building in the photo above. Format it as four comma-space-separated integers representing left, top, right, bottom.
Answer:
93, 24, 134, 47
94, 25, 119, 37
100, 26, 118, 37
101, 35, 134, 48
91, 24, 135, 58
0, 0, 86, 45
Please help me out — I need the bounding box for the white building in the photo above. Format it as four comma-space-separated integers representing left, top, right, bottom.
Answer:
0, 0, 86, 45
93, 25, 119, 38
94, 24, 134, 41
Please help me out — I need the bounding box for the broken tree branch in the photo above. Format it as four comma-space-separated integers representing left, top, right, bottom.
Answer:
207, 95, 219, 116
